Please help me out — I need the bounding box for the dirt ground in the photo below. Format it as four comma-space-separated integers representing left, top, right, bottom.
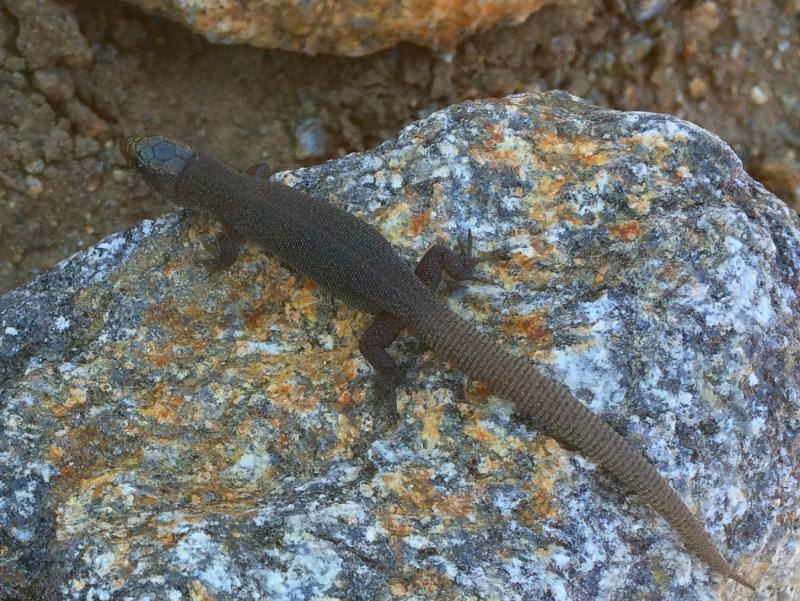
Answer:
0, 0, 798, 294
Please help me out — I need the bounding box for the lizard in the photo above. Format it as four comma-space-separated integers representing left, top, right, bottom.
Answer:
120, 134, 755, 590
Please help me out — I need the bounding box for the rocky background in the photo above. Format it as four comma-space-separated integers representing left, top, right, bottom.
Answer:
0, 0, 798, 294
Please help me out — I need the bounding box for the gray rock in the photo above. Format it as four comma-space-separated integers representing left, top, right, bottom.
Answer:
1, 91, 797, 600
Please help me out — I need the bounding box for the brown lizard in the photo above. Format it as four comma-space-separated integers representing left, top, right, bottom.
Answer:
121, 134, 755, 590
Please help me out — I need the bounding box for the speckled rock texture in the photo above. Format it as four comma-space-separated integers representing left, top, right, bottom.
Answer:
1, 91, 798, 600
123, 0, 568, 56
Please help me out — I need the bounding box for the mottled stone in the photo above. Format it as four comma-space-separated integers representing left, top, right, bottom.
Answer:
31, 67, 75, 103
3, 0, 91, 70
124, 0, 567, 56
1, 91, 798, 599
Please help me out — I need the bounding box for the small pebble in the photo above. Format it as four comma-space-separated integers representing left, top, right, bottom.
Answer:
111, 169, 129, 184
43, 129, 73, 163
622, 33, 654, 64
8, 72, 27, 90
24, 159, 45, 175
86, 173, 101, 192
691, 2, 721, 36
32, 68, 75, 103
750, 84, 769, 106
295, 117, 329, 159
65, 100, 108, 138
689, 77, 709, 99
74, 136, 101, 158
549, 34, 577, 66
24, 176, 43, 197
4, 56, 25, 71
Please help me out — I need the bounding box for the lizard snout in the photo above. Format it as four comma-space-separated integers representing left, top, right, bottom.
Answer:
120, 136, 141, 167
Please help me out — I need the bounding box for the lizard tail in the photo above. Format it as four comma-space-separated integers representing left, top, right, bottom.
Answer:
413, 300, 755, 590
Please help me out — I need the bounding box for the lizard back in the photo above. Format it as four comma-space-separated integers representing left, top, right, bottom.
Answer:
179, 151, 430, 318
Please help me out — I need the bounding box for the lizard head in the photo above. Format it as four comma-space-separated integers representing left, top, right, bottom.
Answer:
121, 135, 195, 198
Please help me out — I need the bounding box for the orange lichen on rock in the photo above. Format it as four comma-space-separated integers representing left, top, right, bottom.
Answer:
502, 311, 554, 347
285, 278, 318, 322
137, 382, 185, 425
49, 385, 88, 418
608, 219, 642, 242
381, 468, 439, 517
627, 189, 656, 215
334, 413, 361, 450
389, 567, 457, 597
47, 444, 65, 463
434, 490, 477, 521
594, 263, 609, 286
463, 418, 529, 457
533, 130, 611, 168
409, 208, 433, 238
534, 175, 567, 204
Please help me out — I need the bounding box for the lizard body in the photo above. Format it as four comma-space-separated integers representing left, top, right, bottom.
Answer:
121, 135, 754, 590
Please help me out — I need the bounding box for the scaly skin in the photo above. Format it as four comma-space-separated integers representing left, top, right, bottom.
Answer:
121, 135, 755, 590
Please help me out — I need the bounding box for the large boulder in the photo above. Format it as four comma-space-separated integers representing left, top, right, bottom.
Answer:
1, 91, 796, 599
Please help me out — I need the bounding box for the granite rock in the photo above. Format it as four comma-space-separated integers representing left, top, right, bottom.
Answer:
123, 0, 567, 56
1, 91, 798, 599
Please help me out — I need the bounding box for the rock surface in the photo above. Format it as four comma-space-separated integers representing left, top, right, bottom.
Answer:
1, 91, 798, 599
123, 0, 567, 56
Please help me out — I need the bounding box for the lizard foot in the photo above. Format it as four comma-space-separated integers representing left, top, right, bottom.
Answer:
201, 229, 242, 273
367, 370, 407, 428
449, 229, 510, 288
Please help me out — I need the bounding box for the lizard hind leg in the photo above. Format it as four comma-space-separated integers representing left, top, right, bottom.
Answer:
358, 313, 405, 425
415, 229, 509, 290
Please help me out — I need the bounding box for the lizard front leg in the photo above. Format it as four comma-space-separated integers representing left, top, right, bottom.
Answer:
358, 314, 404, 423
204, 224, 243, 271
